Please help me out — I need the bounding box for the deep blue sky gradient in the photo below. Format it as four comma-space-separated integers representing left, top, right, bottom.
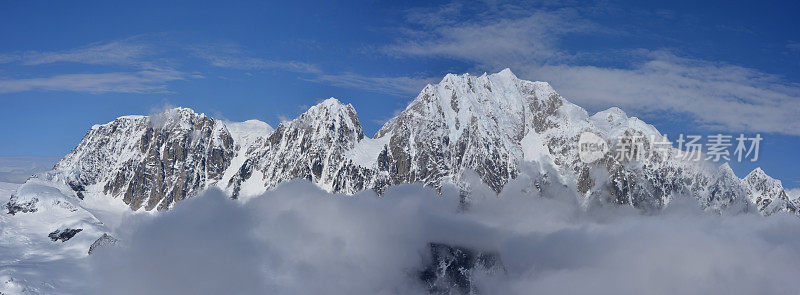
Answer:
1, 0, 798, 187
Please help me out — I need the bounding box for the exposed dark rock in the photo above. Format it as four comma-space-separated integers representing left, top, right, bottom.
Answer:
65, 180, 87, 200
54, 108, 236, 211
48, 228, 83, 242
5, 196, 38, 215
88, 233, 119, 254
576, 165, 593, 195
228, 98, 378, 196
420, 243, 504, 295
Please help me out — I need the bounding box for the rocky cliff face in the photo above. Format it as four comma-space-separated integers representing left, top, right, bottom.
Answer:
12, 69, 798, 217
227, 98, 379, 198
370, 69, 556, 194
744, 168, 798, 214
419, 243, 504, 295
51, 108, 235, 211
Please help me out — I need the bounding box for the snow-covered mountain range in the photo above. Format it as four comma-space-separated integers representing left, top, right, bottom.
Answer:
3, 69, 798, 265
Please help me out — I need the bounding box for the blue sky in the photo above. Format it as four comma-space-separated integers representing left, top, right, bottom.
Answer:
0, 0, 798, 187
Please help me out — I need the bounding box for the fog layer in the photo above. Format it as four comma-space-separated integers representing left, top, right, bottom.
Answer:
90, 176, 800, 295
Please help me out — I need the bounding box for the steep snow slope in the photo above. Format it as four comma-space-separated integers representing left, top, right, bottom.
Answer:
216, 119, 274, 197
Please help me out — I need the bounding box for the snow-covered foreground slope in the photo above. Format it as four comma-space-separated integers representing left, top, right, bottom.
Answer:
0, 179, 113, 294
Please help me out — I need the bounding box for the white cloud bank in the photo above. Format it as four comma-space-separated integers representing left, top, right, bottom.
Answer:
83, 176, 800, 295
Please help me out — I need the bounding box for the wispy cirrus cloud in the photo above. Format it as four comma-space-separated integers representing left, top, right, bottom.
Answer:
386, 6, 595, 66
0, 36, 153, 66
386, 1, 800, 136
1, 38, 432, 97
531, 52, 800, 135
194, 43, 436, 97
0, 67, 193, 94
305, 72, 438, 97
0, 36, 199, 94
190, 43, 322, 74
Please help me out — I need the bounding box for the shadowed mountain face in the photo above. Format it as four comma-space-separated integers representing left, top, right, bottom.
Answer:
11, 69, 797, 216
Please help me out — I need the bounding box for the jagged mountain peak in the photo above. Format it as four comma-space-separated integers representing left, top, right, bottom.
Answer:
148, 107, 208, 129
313, 97, 351, 111
87, 107, 209, 133
744, 168, 787, 189
450, 68, 518, 81
743, 167, 796, 214
279, 97, 364, 142
376, 69, 562, 140
495, 67, 517, 78
222, 97, 372, 198
587, 107, 662, 139
718, 163, 736, 177
592, 107, 627, 121
368, 69, 571, 193
744, 167, 788, 198
745, 167, 769, 180
307, 97, 358, 122
161, 106, 201, 115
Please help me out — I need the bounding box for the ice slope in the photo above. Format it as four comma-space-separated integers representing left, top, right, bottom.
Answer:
216, 119, 274, 196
